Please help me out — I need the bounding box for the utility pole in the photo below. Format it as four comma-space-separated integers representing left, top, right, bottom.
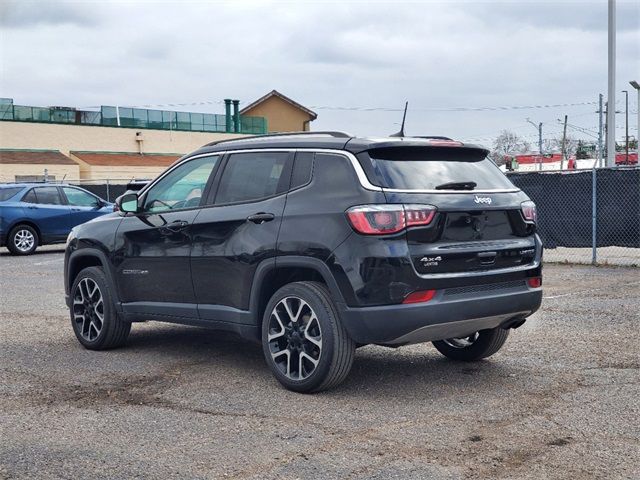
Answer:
561, 114, 568, 169
597, 94, 604, 168
526, 118, 543, 171
631, 81, 640, 161
606, 0, 616, 167
622, 89, 629, 162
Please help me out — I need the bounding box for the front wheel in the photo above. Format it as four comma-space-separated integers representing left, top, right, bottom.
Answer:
262, 281, 355, 393
432, 327, 509, 361
70, 266, 131, 350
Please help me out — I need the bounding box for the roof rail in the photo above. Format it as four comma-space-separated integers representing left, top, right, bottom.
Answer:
205, 130, 353, 147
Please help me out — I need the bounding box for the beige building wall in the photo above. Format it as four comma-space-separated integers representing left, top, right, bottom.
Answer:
69, 154, 171, 183
0, 121, 245, 156
0, 163, 80, 183
242, 96, 313, 133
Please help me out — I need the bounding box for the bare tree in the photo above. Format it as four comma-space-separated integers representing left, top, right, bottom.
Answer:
491, 130, 531, 164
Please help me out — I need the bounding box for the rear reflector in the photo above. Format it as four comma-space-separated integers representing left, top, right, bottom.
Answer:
527, 277, 542, 288
402, 289, 437, 304
346, 204, 436, 235
521, 201, 537, 223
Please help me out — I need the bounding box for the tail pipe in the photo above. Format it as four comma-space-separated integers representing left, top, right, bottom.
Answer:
501, 316, 527, 330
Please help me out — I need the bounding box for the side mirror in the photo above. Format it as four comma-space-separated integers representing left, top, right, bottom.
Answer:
115, 193, 139, 213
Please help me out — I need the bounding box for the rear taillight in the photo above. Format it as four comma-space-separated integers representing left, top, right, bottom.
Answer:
346, 204, 436, 235
521, 201, 537, 223
527, 277, 542, 288
403, 289, 437, 304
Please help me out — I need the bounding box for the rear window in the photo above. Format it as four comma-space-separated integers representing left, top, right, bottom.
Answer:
0, 187, 24, 202
365, 147, 515, 190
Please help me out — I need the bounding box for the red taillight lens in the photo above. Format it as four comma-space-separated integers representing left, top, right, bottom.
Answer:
403, 289, 437, 304
521, 201, 537, 223
527, 277, 542, 288
346, 204, 436, 235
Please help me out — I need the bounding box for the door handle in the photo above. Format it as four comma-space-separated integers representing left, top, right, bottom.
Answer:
247, 212, 275, 224
162, 220, 190, 232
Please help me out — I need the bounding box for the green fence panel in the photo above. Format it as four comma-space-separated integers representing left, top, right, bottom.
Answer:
4, 103, 267, 134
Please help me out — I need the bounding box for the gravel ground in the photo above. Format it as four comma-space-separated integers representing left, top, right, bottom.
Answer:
1, 246, 639, 480
544, 246, 640, 267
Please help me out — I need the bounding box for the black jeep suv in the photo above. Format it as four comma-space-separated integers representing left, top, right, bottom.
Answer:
64, 132, 542, 392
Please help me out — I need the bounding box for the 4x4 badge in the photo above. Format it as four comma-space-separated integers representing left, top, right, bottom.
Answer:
420, 255, 442, 266
474, 195, 492, 205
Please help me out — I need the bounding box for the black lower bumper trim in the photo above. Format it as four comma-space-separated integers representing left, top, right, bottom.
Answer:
337, 288, 542, 345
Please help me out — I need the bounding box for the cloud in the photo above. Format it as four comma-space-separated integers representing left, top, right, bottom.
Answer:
0, 0, 637, 144
0, 0, 102, 28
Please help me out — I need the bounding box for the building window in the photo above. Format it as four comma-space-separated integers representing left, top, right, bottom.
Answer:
15, 175, 56, 182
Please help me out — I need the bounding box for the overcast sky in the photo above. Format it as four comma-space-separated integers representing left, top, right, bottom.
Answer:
1, 0, 638, 148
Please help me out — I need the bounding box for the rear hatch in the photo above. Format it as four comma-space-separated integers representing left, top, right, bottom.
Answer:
357, 144, 537, 275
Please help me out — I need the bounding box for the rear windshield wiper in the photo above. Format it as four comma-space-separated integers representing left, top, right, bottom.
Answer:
434, 181, 477, 190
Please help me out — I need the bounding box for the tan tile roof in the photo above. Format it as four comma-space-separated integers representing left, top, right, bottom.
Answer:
71, 151, 182, 167
0, 149, 77, 165
240, 90, 317, 119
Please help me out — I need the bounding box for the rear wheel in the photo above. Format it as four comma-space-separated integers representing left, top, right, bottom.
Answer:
262, 281, 355, 393
432, 327, 509, 361
7, 224, 38, 255
70, 267, 130, 350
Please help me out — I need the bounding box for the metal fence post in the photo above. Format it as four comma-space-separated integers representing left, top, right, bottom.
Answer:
592, 167, 597, 265
106, 179, 111, 202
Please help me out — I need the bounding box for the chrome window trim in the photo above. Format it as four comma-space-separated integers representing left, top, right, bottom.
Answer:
139, 148, 520, 197
382, 187, 521, 194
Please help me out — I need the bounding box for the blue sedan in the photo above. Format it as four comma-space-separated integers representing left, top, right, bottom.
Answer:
0, 183, 113, 255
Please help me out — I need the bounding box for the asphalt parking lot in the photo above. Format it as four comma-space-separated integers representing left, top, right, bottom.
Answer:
1, 246, 639, 480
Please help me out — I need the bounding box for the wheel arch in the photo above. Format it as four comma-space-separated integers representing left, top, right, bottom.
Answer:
8, 220, 43, 245
250, 257, 346, 334
67, 249, 121, 311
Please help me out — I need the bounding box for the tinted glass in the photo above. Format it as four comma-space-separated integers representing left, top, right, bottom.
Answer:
63, 187, 99, 207
33, 187, 63, 205
0, 187, 23, 202
366, 147, 515, 190
216, 152, 290, 204
22, 189, 37, 203
144, 155, 219, 213
291, 152, 314, 189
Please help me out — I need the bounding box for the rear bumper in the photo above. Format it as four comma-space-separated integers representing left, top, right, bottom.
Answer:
337, 284, 542, 345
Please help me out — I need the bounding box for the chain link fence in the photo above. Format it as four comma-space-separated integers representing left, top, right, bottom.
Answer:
55, 167, 640, 267
61, 178, 142, 203
508, 167, 640, 266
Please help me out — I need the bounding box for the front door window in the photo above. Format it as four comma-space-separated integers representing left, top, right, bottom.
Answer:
143, 155, 219, 213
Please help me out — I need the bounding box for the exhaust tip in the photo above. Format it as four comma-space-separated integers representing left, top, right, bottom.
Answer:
501, 317, 527, 330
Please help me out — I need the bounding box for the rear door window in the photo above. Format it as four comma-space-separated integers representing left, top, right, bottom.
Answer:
27, 187, 64, 205
291, 152, 314, 189
215, 152, 291, 204
364, 147, 515, 190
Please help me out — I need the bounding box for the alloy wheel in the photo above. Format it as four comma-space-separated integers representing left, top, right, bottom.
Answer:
73, 278, 104, 341
14, 229, 35, 253
443, 332, 480, 349
267, 296, 322, 380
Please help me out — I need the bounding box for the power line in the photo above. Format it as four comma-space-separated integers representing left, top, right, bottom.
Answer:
308, 100, 599, 113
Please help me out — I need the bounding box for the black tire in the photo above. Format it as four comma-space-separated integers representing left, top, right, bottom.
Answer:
7, 224, 38, 255
432, 327, 509, 361
70, 266, 130, 350
262, 281, 355, 393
